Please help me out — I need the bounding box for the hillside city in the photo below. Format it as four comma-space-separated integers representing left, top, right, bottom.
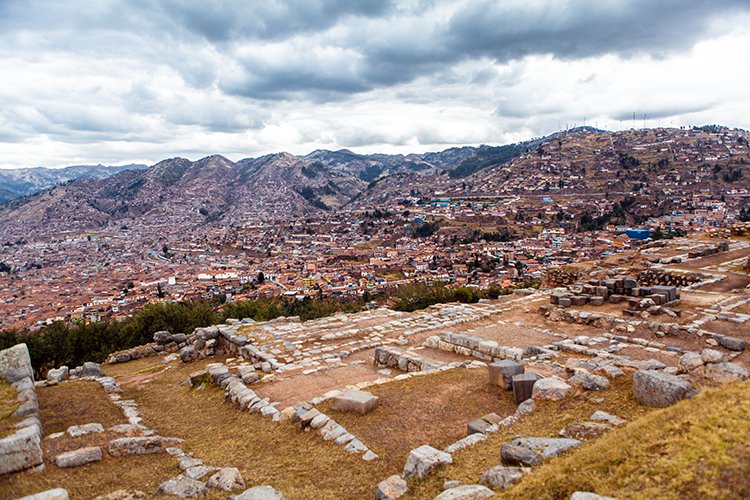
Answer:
1, 126, 747, 332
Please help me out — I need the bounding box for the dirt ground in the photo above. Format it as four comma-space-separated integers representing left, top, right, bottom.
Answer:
318, 367, 517, 468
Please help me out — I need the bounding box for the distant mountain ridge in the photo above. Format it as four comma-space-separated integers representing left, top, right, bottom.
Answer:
0, 164, 148, 203
1, 126, 748, 236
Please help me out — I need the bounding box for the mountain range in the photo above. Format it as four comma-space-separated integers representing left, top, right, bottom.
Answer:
1, 126, 748, 236
0, 164, 148, 204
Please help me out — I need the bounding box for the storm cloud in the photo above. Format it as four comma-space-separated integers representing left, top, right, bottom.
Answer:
0, 0, 749, 167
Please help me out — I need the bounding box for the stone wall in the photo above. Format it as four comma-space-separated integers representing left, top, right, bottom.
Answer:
373, 347, 440, 372
425, 332, 524, 362
0, 343, 44, 475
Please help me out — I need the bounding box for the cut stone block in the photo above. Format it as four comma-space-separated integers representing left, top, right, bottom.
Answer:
330, 389, 379, 415
55, 446, 102, 468
488, 360, 524, 390
512, 372, 542, 404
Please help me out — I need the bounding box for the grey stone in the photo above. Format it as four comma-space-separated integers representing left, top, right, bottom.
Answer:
590, 411, 625, 426
47, 366, 69, 383
345, 438, 368, 454
375, 474, 409, 500
560, 422, 612, 440
206, 467, 245, 491
178, 456, 203, 470
330, 389, 379, 415
55, 446, 102, 468
701, 349, 724, 364
467, 418, 493, 435
17, 489, 69, 500
185, 465, 216, 480
403, 445, 453, 479
230, 485, 286, 500
719, 336, 746, 352
172, 333, 188, 344
678, 352, 704, 371
179, 346, 198, 363
0, 343, 34, 382
80, 361, 104, 377
570, 493, 616, 500
512, 372, 542, 403
443, 480, 462, 489
633, 369, 695, 407
480, 465, 529, 490
0, 425, 43, 474
532, 377, 572, 400
488, 360, 524, 390
67, 422, 104, 438
569, 372, 609, 391
500, 443, 542, 466
298, 408, 320, 428
502, 437, 582, 466
433, 484, 494, 499
309, 413, 329, 429
705, 362, 749, 384
108, 436, 178, 456
153, 331, 173, 345
157, 476, 207, 497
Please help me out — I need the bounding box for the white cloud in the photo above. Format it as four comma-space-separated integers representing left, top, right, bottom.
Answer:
0, 1, 748, 168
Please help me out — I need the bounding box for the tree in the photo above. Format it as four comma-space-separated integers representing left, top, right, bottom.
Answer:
157, 283, 165, 298
256, 271, 265, 284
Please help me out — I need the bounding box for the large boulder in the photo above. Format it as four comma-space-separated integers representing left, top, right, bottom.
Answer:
569, 372, 609, 391
80, 361, 104, 378
678, 352, 704, 372
330, 389, 379, 415
403, 445, 453, 479
153, 331, 173, 345
488, 360, 524, 390
0, 343, 34, 382
375, 475, 408, 500
705, 362, 749, 384
532, 377, 572, 401
719, 336, 746, 352
633, 370, 695, 407
0, 425, 43, 474
433, 484, 494, 499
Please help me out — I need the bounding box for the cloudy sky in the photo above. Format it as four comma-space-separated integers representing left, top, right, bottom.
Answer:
1, 0, 749, 168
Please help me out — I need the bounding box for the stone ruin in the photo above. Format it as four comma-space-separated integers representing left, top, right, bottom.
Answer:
0, 343, 43, 475
550, 274, 682, 317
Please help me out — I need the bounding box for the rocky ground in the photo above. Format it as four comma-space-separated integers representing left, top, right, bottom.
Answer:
1, 239, 748, 499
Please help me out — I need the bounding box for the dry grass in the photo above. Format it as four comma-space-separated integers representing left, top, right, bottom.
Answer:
0, 378, 176, 499
503, 380, 750, 500
37, 380, 125, 435
408, 375, 652, 498
1, 453, 176, 498
319, 367, 517, 468
115, 356, 395, 499
0, 379, 20, 438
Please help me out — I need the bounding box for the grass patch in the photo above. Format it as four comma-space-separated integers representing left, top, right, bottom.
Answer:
319, 367, 517, 468
37, 380, 125, 434
503, 380, 750, 500
0, 379, 20, 438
